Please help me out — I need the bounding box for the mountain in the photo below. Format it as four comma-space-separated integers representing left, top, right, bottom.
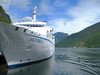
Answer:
56, 22, 100, 48
54, 32, 68, 43
0, 6, 11, 24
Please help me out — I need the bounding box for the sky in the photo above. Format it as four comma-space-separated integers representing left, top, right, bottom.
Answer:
0, 0, 100, 35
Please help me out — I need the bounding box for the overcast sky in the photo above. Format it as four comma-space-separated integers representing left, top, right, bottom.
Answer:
0, 0, 100, 34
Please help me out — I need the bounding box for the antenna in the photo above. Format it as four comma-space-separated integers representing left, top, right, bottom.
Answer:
32, 6, 37, 22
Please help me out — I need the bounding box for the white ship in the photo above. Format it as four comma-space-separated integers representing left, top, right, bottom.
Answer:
0, 6, 55, 67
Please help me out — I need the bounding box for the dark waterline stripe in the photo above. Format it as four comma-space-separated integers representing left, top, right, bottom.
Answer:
8, 54, 54, 68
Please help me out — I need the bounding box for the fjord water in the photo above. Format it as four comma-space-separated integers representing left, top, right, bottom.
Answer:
0, 48, 100, 75
55, 48, 100, 75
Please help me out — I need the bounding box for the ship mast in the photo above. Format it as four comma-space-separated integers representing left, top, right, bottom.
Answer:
32, 6, 37, 22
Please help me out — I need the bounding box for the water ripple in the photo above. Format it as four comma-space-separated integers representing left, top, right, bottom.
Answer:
55, 48, 100, 75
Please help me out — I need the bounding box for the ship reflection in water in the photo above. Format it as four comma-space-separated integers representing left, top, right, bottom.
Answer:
0, 56, 55, 75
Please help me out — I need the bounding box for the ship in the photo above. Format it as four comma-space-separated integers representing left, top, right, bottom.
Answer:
0, 6, 55, 67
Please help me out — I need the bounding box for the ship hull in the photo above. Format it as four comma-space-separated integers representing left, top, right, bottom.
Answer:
0, 22, 55, 67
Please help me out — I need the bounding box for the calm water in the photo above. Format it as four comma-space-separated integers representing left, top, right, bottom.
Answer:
0, 48, 100, 75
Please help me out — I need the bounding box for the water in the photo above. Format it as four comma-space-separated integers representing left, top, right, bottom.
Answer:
0, 48, 100, 75
55, 48, 100, 75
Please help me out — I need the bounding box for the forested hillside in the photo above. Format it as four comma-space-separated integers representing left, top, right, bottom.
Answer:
56, 22, 100, 48
0, 6, 11, 24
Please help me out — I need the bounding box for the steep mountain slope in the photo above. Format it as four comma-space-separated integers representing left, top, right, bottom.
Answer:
56, 22, 100, 48
54, 32, 68, 43
0, 6, 11, 24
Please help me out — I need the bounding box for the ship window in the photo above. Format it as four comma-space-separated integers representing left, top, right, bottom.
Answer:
20, 60, 22, 62
33, 25, 35, 27
47, 30, 49, 33
36, 25, 38, 27
26, 25, 45, 27
50, 30, 53, 32
31, 32, 33, 34
27, 58, 30, 61
24, 29, 27, 32
15, 27, 19, 31
39, 25, 43, 27
27, 25, 29, 27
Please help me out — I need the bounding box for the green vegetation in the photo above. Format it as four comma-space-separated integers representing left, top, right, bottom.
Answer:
0, 6, 11, 24
56, 22, 100, 48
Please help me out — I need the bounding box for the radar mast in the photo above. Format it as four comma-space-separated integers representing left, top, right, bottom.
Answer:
32, 6, 37, 22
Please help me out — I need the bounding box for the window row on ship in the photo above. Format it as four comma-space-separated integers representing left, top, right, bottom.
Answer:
23, 25, 45, 27
15, 27, 53, 38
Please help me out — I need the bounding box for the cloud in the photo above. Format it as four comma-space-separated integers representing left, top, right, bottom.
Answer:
67, 0, 100, 23
48, 0, 100, 34
10, 14, 19, 22
0, 0, 31, 12
48, 18, 94, 35
39, 0, 68, 15
11, 0, 31, 11
69, 1, 99, 15
39, 0, 55, 15
11, 15, 32, 22
66, 0, 100, 33
0, 0, 11, 12
67, 0, 100, 34
48, 18, 68, 33
22, 17, 32, 22
53, 0, 68, 7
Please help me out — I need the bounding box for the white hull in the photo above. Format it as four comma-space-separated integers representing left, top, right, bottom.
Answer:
0, 22, 55, 67
7, 56, 55, 75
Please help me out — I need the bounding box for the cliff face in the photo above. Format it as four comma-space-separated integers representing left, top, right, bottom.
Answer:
0, 6, 11, 24
54, 32, 68, 43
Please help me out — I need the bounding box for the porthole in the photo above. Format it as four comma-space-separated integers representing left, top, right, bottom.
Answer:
20, 60, 22, 62
15, 27, 19, 31
27, 58, 30, 61
24, 29, 27, 32
31, 32, 33, 34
